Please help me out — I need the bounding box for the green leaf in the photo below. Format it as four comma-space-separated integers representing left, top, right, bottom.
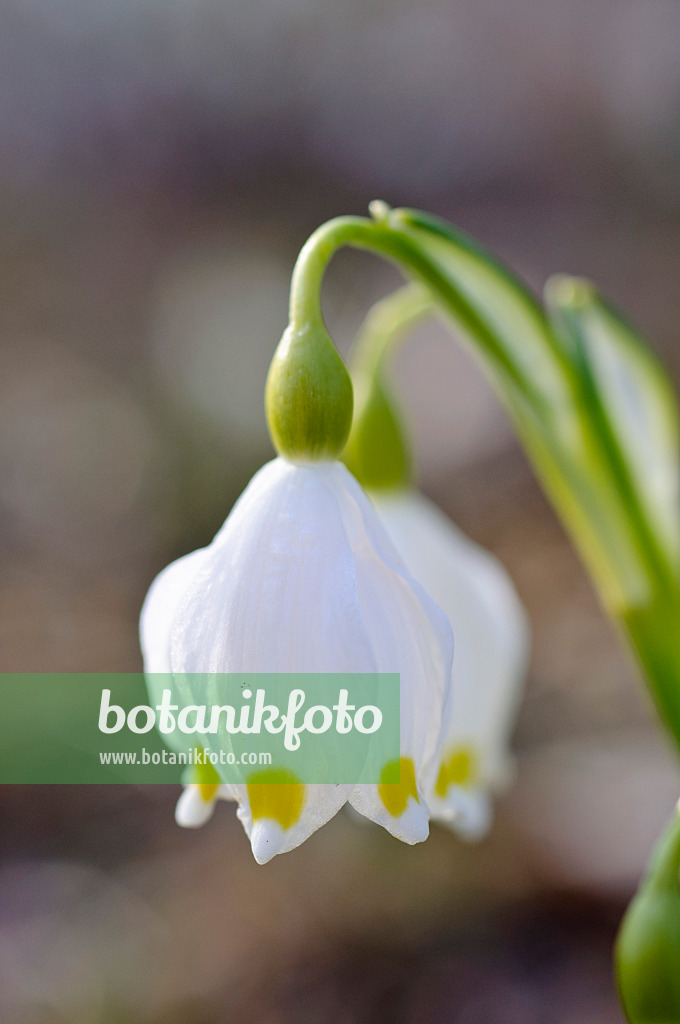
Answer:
388, 210, 634, 602
392, 208, 571, 431
546, 276, 680, 579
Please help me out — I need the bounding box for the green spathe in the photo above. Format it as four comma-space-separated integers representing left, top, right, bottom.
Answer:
344, 374, 411, 490
616, 806, 680, 1023
342, 285, 430, 491
265, 322, 353, 460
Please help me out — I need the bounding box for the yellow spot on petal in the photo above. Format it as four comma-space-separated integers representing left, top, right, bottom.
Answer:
378, 757, 418, 818
193, 751, 221, 802
198, 781, 219, 802
435, 746, 478, 798
247, 769, 305, 830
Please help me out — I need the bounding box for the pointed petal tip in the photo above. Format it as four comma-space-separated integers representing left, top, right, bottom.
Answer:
249, 819, 287, 865
175, 786, 216, 829
354, 794, 430, 845
391, 797, 430, 845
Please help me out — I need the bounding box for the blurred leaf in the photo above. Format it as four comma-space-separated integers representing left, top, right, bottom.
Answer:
390, 208, 658, 609
546, 276, 680, 577
392, 208, 572, 431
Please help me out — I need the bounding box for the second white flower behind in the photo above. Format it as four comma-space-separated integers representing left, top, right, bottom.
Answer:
370, 489, 530, 840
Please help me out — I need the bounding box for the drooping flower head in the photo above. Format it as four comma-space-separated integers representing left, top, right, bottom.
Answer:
141, 302, 454, 863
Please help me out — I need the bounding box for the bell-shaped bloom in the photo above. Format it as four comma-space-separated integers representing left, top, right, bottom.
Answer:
369, 489, 529, 840
140, 457, 453, 863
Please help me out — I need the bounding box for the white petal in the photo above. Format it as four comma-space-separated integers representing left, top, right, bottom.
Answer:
331, 483, 451, 840
175, 784, 218, 828
140, 547, 209, 674
217, 784, 237, 802
169, 459, 378, 674
140, 547, 211, 758
440, 786, 493, 842
234, 782, 349, 865
175, 781, 237, 829
342, 792, 429, 844
335, 469, 454, 792
371, 490, 529, 820
349, 781, 430, 845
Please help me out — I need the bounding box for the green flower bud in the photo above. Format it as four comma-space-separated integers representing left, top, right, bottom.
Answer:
343, 372, 411, 490
342, 284, 431, 490
265, 322, 353, 461
616, 805, 680, 1024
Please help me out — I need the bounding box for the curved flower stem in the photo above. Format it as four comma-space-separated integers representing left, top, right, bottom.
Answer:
289, 212, 566, 420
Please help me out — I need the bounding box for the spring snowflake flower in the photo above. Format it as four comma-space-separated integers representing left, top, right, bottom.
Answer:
369, 489, 529, 840
140, 457, 454, 863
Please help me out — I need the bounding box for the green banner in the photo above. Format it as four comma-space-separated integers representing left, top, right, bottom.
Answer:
0, 673, 400, 784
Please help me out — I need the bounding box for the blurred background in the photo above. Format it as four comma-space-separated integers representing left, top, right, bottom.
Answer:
2, 0, 680, 1020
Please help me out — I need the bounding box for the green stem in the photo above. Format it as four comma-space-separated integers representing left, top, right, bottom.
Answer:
289, 213, 550, 417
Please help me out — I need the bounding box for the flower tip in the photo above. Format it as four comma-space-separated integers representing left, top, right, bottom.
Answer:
544, 273, 596, 310
175, 786, 217, 829
395, 799, 430, 844
368, 199, 391, 222
447, 788, 493, 842
249, 819, 287, 865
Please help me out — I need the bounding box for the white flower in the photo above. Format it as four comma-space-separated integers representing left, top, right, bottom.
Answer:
369, 489, 529, 840
140, 457, 453, 863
